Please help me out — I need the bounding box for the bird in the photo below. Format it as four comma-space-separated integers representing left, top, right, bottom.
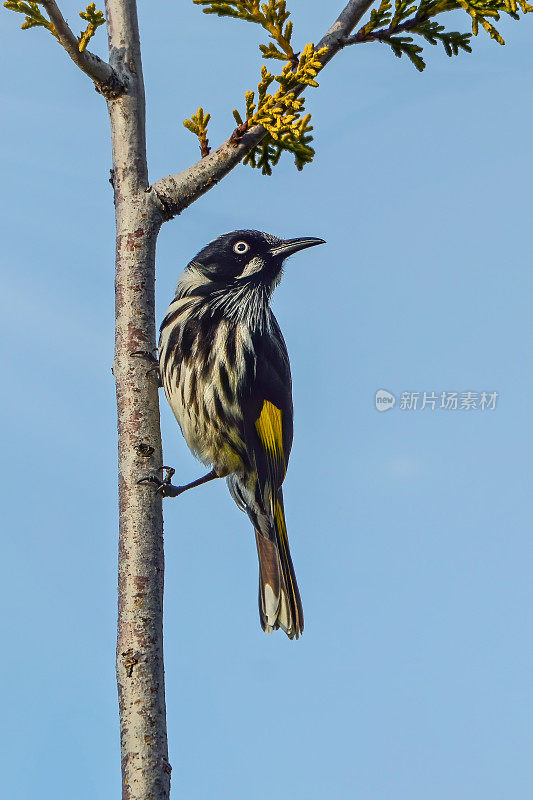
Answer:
148, 230, 325, 639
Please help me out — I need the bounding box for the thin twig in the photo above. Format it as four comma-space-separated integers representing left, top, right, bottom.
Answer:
344, 11, 427, 44
150, 0, 376, 219
41, 0, 124, 96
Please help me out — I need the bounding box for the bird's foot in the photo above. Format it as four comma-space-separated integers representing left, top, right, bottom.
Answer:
130, 351, 162, 386
130, 350, 158, 364
137, 466, 185, 498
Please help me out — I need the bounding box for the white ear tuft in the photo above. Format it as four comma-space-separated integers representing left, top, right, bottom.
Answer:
236, 256, 265, 279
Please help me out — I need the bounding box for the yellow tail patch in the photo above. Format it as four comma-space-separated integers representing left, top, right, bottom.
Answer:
274, 498, 300, 632
274, 499, 288, 544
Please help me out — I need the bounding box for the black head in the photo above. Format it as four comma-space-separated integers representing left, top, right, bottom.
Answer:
186, 229, 325, 293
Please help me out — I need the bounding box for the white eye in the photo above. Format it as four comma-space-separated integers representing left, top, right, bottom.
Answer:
233, 241, 249, 254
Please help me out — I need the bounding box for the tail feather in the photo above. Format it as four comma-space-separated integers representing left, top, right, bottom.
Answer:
255, 531, 282, 634
255, 490, 303, 639
273, 491, 303, 637
227, 474, 303, 639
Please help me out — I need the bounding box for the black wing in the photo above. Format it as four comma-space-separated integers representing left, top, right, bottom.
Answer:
242, 313, 293, 495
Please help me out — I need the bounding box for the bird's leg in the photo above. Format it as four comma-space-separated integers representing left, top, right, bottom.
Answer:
138, 466, 219, 498
172, 468, 220, 495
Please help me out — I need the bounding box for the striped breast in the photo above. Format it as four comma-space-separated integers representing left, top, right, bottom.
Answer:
159, 296, 255, 476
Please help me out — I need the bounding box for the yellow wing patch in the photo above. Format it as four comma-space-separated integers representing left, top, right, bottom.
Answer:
255, 400, 285, 484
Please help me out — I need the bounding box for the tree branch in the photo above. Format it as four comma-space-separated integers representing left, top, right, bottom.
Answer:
317, 0, 378, 65
344, 12, 425, 45
150, 0, 375, 219
41, 0, 124, 96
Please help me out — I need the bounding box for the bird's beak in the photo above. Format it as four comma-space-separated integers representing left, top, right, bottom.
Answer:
269, 237, 326, 258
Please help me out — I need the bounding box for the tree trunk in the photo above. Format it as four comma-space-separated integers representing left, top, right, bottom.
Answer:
113, 195, 169, 800
105, 2, 170, 798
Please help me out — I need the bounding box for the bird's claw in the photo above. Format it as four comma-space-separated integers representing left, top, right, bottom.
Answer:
130, 351, 162, 384
137, 466, 184, 498
160, 466, 175, 484
130, 350, 158, 364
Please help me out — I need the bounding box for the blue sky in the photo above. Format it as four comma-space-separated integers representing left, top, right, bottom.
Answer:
1, 2, 532, 799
